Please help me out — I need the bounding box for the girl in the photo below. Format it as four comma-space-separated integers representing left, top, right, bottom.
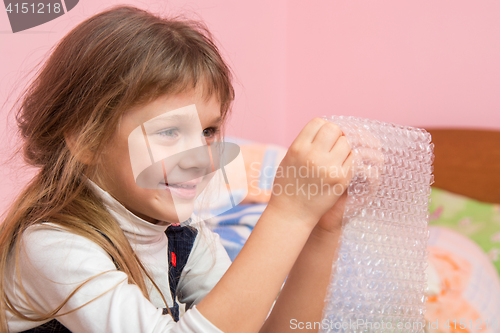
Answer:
0, 5, 353, 333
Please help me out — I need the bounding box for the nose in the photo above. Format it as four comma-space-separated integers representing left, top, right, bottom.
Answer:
177, 136, 213, 172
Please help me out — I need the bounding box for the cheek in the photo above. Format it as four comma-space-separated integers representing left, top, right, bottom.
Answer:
128, 130, 183, 188
148, 138, 186, 164
202, 172, 216, 187
128, 126, 153, 181
98, 142, 139, 193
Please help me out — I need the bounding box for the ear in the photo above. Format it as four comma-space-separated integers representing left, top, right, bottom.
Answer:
64, 132, 96, 165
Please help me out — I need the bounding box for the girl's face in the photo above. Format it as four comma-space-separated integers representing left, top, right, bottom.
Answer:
96, 89, 222, 224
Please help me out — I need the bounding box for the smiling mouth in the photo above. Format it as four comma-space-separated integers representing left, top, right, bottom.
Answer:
159, 180, 201, 200
161, 182, 197, 189
160, 177, 203, 188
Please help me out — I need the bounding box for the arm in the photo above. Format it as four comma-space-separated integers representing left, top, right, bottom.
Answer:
258, 126, 381, 332
197, 119, 352, 333
258, 193, 347, 333
196, 204, 316, 333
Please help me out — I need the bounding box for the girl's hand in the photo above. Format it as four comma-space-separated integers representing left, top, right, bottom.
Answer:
267, 118, 354, 230
315, 191, 348, 234
314, 126, 384, 234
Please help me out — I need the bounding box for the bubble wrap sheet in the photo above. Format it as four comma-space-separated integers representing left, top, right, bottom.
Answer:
321, 116, 434, 333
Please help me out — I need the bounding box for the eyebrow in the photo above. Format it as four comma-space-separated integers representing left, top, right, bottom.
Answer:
146, 113, 192, 125
145, 113, 223, 129
210, 117, 223, 126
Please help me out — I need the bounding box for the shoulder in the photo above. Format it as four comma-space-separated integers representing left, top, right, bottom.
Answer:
7, 223, 124, 321
21, 222, 110, 256
18, 223, 117, 282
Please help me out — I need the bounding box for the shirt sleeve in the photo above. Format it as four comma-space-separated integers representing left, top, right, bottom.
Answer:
176, 223, 232, 309
8, 224, 225, 333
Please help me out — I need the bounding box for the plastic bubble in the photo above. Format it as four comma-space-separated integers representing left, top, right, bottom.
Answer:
321, 116, 433, 333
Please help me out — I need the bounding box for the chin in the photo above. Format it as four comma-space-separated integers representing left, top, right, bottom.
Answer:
150, 201, 194, 224
172, 203, 196, 223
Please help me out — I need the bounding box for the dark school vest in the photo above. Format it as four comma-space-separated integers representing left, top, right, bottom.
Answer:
20, 224, 198, 333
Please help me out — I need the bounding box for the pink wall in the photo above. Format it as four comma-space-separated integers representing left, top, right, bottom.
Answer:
284, 0, 500, 145
1, 0, 500, 214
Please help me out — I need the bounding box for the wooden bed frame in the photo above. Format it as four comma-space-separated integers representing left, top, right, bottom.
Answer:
426, 128, 500, 204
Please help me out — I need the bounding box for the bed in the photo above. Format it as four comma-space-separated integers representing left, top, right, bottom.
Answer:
428, 129, 500, 204
206, 128, 500, 332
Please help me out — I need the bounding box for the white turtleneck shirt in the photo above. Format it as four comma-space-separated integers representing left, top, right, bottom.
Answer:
6, 181, 232, 332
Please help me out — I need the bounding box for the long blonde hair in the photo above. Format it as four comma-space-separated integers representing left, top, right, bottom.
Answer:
0, 5, 234, 330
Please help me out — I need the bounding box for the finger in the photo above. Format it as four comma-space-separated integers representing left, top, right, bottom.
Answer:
311, 122, 343, 152
341, 152, 355, 184
355, 147, 385, 165
337, 190, 348, 203
330, 136, 351, 163
290, 117, 328, 148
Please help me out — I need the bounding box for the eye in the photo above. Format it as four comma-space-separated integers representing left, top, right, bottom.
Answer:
157, 128, 179, 138
202, 127, 220, 140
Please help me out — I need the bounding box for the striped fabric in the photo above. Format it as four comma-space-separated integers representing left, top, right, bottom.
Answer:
206, 204, 266, 261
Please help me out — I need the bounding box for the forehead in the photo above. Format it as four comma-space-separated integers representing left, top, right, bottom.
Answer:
125, 90, 221, 127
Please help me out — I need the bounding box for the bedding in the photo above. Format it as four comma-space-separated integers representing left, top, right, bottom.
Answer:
224, 137, 287, 204
426, 226, 500, 333
429, 187, 500, 275
206, 204, 266, 261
